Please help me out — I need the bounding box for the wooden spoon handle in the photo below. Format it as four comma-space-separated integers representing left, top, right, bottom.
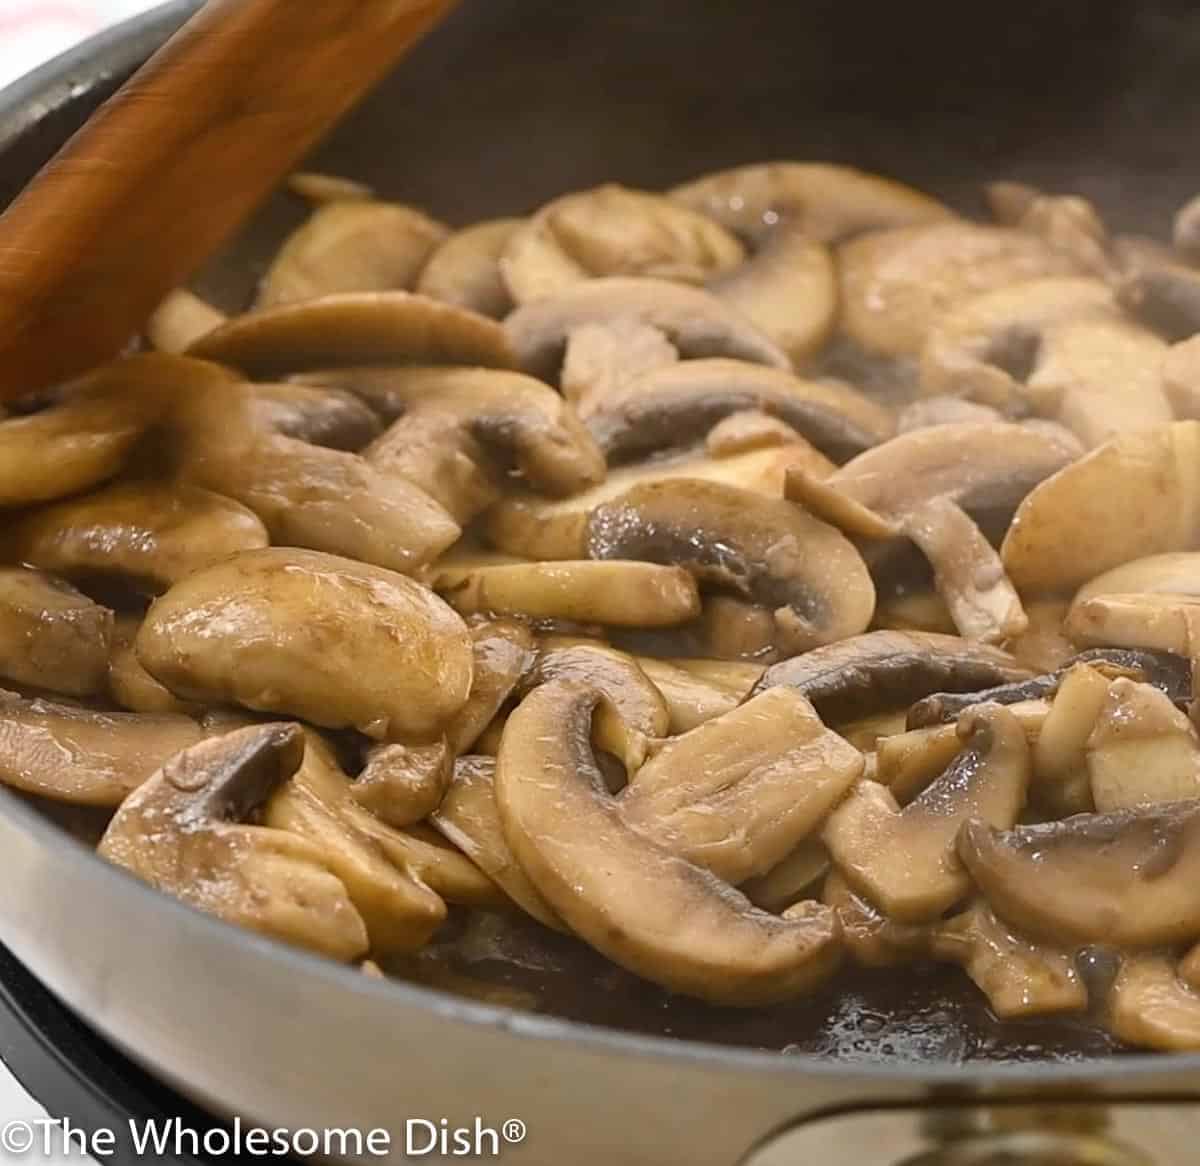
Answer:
0, 0, 458, 399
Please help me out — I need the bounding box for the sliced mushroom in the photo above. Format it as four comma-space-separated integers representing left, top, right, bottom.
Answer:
559, 319, 680, 420
692, 596, 779, 662
1163, 336, 1200, 419
587, 480, 875, 654
1075, 551, 1200, 606
1004, 597, 1075, 673
824, 703, 1030, 922
430, 754, 562, 930
959, 798, 1200, 946
99, 723, 368, 960
5, 482, 268, 593
1001, 422, 1200, 594
930, 901, 1087, 1019
985, 183, 1112, 276
136, 548, 473, 739
145, 289, 227, 354
504, 277, 789, 381
0, 568, 112, 697
257, 201, 448, 308
495, 680, 842, 1004
622, 687, 863, 884
246, 382, 382, 450
1030, 662, 1110, 804
897, 396, 1004, 432
708, 225, 837, 363
434, 559, 700, 628
753, 630, 1029, 723
1065, 593, 1200, 662
821, 869, 931, 967
1181, 942, 1200, 991
1107, 956, 1200, 1052
0, 689, 206, 806
361, 818, 504, 910
872, 591, 957, 635
587, 358, 894, 465
351, 740, 452, 829
741, 839, 831, 913
918, 276, 1117, 409
108, 614, 200, 716
839, 223, 1083, 358
705, 411, 832, 461
439, 617, 535, 755
415, 218, 523, 318
1176, 195, 1200, 264
669, 161, 952, 244
187, 292, 517, 377
634, 656, 750, 733
1118, 261, 1200, 342
287, 172, 374, 204
500, 184, 745, 304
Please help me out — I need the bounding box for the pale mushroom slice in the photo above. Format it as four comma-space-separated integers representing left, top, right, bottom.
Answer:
496, 680, 842, 1004
960, 798, 1200, 946
351, 740, 452, 829
586, 479, 875, 654
821, 870, 931, 967
1118, 260, 1200, 342
246, 382, 381, 450
287, 172, 374, 204
434, 559, 700, 629
145, 289, 227, 353
872, 591, 957, 636
500, 183, 745, 304
918, 276, 1117, 409
504, 276, 789, 381
1075, 552, 1200, 606
1030, 663, 1109, 812
741, 840, 831, 914
984, 182, 1112, 277
486, 442, 828, 560
929, 901, 1087, 1019
1086, 678, 1200, 812
257, 201, 448, 308
1004, 597, 1075, 673
0, 568, 112, 697
415, 218, 523, 318
263, 736, 447, 952
833, 709, 910, 753
1177, 195, 1200, 264
1001, 422, 1200, 595
1107, 956, 1200, 1052
560, 319, 680, 420
187, 292, 517, 377
1163, 336, 1200, 419
587, 358, 894, 465
839, 222, 1084, 359
439, 618, 535, 756
0, 689, 206, 806
705, 412, 833, 460
99, 723, 368, 961
896, 396, 1003, 432
754, 630, 1030, 723
634, 656, 750, 733
430, 754, 563, 930
708, 225, 837, 364
1065, 594, 1200, 668
4, 482, 268, 593
136, 548, 473, 739
669, 162, 952, 244
622, 687, 864, 884
108, 615, 200, 716
824, 704, 1030, 922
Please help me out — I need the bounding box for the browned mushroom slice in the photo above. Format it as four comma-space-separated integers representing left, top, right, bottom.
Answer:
622, 687, 863, 884
5, 483, 268, 593
897, 396, 1003, 432
839, 223, 1084, 359
108, 615, 199, 716
824, 704, 1030, 922
741, 840, 831, 913
587, 358, 893, 465
99, 723, 367, 960
821, 870, 931, 967
708, 225, 837, 363
930, 901, 1087, 1019
434, 559, 700, 629
1119, 261, 1200, 342
136, 548, 473, 739
257, 201, 448, 308
0, 568, 112, 696
754, 630, 1029, 722
439, 618, 535, 755
504, 277, 789, 381
960, 799, 1200, 946
263, 736, 447, 952
287, 172, 374, 204
692, 596, 779, 662
587, 480, 874, 654
145, 289, 227, 354
430, 754, 563, 930
559, 319, 680, 421
351, 740, 452, 829
1107, 956, 1200, 1052
246, 382, 381, 450
1001, 422, 1200, 594
0, 689, 206, 806
415, 218, 523, 318
501, 184, 745, 304
634, 656, 753, 733
187, 292, 517, 377
669, 162, 952, 243
496, 681, 842, 1004
899, 498, 1028, 644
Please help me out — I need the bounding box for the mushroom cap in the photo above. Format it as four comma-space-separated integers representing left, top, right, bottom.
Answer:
504, 276, 790, 381
136, 548, 473, 739
187, 291, 517, 377
415, 217, 523, 318
495, 680, 842, 1004
586, 479, 875, 653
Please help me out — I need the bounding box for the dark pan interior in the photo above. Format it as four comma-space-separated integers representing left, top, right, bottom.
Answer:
2, 0, 1199, 1066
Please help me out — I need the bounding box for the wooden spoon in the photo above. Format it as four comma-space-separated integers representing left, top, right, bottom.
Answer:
0, 0, 458, 400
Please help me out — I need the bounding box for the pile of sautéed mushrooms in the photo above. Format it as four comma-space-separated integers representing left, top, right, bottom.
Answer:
10, 162, 1200, 1053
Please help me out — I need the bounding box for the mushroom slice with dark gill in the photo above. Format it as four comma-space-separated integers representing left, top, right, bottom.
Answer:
586, 479, 875, 654
495, 680, 842, 1004
1107, 956, 1200, 1052
245, 382, 381, 450
415, 218, 523, 318
823, 703, 1030, 922
959, 799, 1200, 946
1119, 260, 1200, 342
99, 723, 368, 960
753, 630, 1029, 723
